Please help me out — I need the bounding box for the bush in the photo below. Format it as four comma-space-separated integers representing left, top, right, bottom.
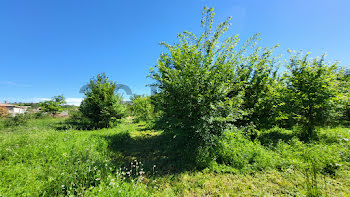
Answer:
40, 95, 66, 116
283, 52, 339, 138
131, 95, 156, 122
150, 7, 245, 154
5, 114, 29, 127
80, 73, 126, 129
24, 111, 49, 120
0, 106, 9, 118
65, 110, 91, 130
336, 68, 350, 123
214, 128, 277, 173
150, 7, 282, 167
32, 111, 48, 119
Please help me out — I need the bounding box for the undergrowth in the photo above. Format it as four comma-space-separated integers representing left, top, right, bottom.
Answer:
0, 118, 349, 196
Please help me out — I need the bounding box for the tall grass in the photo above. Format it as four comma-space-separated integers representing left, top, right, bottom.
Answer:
0, 118, 349, 196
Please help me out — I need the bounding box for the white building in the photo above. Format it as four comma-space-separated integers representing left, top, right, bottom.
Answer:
0, 101, 28, 116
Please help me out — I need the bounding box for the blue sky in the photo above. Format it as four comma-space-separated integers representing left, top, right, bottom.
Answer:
1, 0, 349, 105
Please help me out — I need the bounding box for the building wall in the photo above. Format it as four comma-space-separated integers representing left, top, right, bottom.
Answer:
7, 107, 26, 116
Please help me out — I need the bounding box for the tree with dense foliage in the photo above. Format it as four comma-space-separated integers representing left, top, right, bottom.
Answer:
150, 7, 282, 164
40, 95, 66, 116
283, 52, 338, 138
336, 68, 350, 122
130, 95, 155, 122
151, 7, 241, 151
80, 73, 126, 128
232, 43, 281, 130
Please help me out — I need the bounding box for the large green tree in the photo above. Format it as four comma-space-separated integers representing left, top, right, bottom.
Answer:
150, 7, 281, 163
80, 73, 126, 129
232, 44, 281, 129
150, 7, 242, 149
284, 52, 338, 138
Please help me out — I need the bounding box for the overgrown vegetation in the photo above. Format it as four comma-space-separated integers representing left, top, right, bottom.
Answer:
283, 52, 339, 139
150, 7, 348, 168
130, 95, 156, 122
150, 7, 246, 162
1, 6, 350, 196
0, 118, 349, 196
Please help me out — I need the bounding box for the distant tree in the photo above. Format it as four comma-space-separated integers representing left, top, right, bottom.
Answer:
79, 73, 126, 128
40, 95, 66, 116
0, 106, 9, 118
131, 95, 155, 122
284, 52, 338, 138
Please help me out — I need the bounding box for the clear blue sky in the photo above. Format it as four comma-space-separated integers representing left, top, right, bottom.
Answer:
1, 0, 349, 105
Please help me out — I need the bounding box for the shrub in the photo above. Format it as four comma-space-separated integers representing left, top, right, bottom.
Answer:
233, 45, 281, 129
336, 68, 350, 123
283, 52, 339, 139
150, 7, 245, 154
0, 106, 9, 118
5, 114, 29, 127
131, 95, 155, 122
150, 7, 282, 167
214, 128, 276, 172
40, 95, 66, 116
80, 73, 126, 129
65, 110, 91, 129
32, 111, 48, 119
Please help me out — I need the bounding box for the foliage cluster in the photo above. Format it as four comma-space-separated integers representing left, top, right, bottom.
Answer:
40, 95, 66, 116
150, 7, 246, 153
79, 73, 126, 129
4, 114, 28, 127
150, 7, 347, 167
282, 53, 339, 138
130, 95, 156, 122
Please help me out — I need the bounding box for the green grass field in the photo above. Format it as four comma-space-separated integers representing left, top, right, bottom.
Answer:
0, 117, 349, 196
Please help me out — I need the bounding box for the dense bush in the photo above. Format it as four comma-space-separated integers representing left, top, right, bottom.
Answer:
147, 7, 350, 173
80, 73, 126, 129
337, 68, 350, 122
149, 7, 290, 166
40, 95, 66, 116
131, 95, 156, 122
232, 44, 281, 129
282, 52, 339, 138
0, 106, 9, 118
214, 128, 277, 173
151, 7, 259, 153
5, 114, 29, 127
65, 110, 91, 129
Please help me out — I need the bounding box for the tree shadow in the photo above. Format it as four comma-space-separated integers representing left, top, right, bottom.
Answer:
102, 129, 194, 176
258, 130, 296, 147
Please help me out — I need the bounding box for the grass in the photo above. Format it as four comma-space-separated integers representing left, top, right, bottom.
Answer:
0, 117, 350, 196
